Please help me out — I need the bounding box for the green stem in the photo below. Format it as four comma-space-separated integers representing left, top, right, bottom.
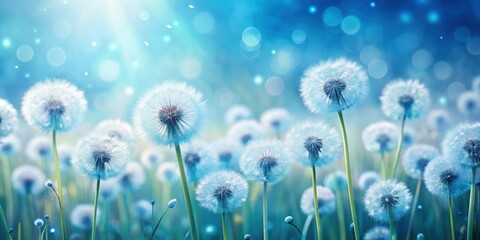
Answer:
0, 205, 12, 240
448, 194, 456, 240
334, 182, 346, 240
337, 111, 360, 240
174, 143, 198, 240
2, 158, 13, 222
102, 201, 109, 240
467, 168, 476, 240
388, 208, 397, 240
149, 206, 170, 240
121, 192, 131, 237
405, 177, 422, 240
221, 212, 228, 240
310, 166, 322, 240
52, 130, 67, 240
263, 181, 268, 240
38, 227, 41, 240
92, 177, 101, 240
301, 214, 312, 240
390, 114, 406, 179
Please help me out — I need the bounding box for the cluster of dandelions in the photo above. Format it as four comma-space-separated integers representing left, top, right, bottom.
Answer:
0, 58, 479, 240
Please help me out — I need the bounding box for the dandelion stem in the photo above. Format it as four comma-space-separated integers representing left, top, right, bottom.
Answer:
1, 158, 14, 222
0, 205, 12, 240
121, 192, 131, 237
390, 114, 406, 179
448, 194, 456, 240
337, 111, 360, 240
174, 143, 198, 240
467, 168, 476, 240
52, 130, 67, 240
301, 214, 313, 240
388, 208, 397, 240
380, 152, 388, 180
310, 166, 322, 240
149, 205, 170, 240
221, 212, 228, 240
102, 201, 109, 240
290, 221, 303, 238
263, 180, 268, 240
405, 177, 422, 240
334, 180, 346, 240
92, 176, 101, 240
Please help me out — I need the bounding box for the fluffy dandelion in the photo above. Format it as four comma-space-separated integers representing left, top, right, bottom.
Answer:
135, 200, 153, 221
442, 122, 480, 240
95, 119, 135, 144
225, 105, 252, 126
358, 171, 381, 191
240, 139, 290, 240
140, 148, 163, 168
363, 226, 390, 240
365, 180, 412, 239
324, 171, 347, 191
300, 185, 336, 216
260, 108, 291, 137
25, 136, 52, 162
0, 135, 20, 158
57, 144, 73, 170
98, 179, 120, 202
212, 139, 241, 170
134, 82, 204, 240
12, 165, 46, 195
456, 91, 480, 118
285, 122, 341, 167
156, 162, 180, 184
181, 141, 219, 182
227, 120, 266, 146
403, 127, 416, 148
117, 162, 145, 191
0, 99, 18, 137
362, 121, 399, 153
300, 58, 368, 240
72, 133, 130, 240
426, 109, 451, 132
70, 204, 100, 230
196, 171, 248, 240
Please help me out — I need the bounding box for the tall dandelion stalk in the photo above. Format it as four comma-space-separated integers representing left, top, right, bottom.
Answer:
467, 168, 476, 240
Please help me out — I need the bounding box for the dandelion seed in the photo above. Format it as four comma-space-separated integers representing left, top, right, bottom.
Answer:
285, 122, 341, 167
380, 79, 430, 120
95, 119, 135, 144
300, 58, 368, 113
0, 99, 18, 137
300, 185, 336, 216
424, 157, 471, 197
402, 144, 440, 179
362, 121, 399, 153
134, 82, 204, 145
70, 204, 100, 230
195, 171, 248, 214
156, 161, 180, 184
225, 105, 252, 126
72, 133, 130, 180
12, 165, 46, 195
227, 120, 266, 146
181, 141, 219, 182
364, 180, 412, 222
21, 80, 87, 132
358, 171, 381, 191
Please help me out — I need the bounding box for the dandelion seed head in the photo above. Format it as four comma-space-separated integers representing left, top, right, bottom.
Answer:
195, 171, 248, 214
324, 171, 348, 191
134, 82, 204, 145
135, 200, 153, 220
424, 157, 471, 197
260, 108, 291, 135
212, 139, 241, 170
168, 199, 177, 208
57, 144, 73, 170
225, 105, 252, 126
0, 99, 18, 137
284, 216, 294, 224
227, 120, 266, 146
240, 139, 290, 184
140, 148, 163, 168
45, 179, 53, 187
285, 122, 341, 167
34, 218, 44, 227
98, 178, 120, 202
362, 121, 399, 153
427, 109, 451, 131
12, 165, 46, 195
456, 91, 480, 117
363, 226, 390, 240
21, 80, 87, 132
402, 144, 440, 179
95, 119, 135, 144
182, 141, 219, 182
443, 122, 480, 168
364, 180, 412, 222
300, 58, 369, 113
0, 135, 20, 157
300, 185, 336, 216
25, 136, 52, 162
70, 204, 100, 230
72, 133, 130, 180
380, 79, 430, 120
116, 162, 145, 190
358, 171, 381, 191
403, 126, 416, 148
156, 161, 180, 183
